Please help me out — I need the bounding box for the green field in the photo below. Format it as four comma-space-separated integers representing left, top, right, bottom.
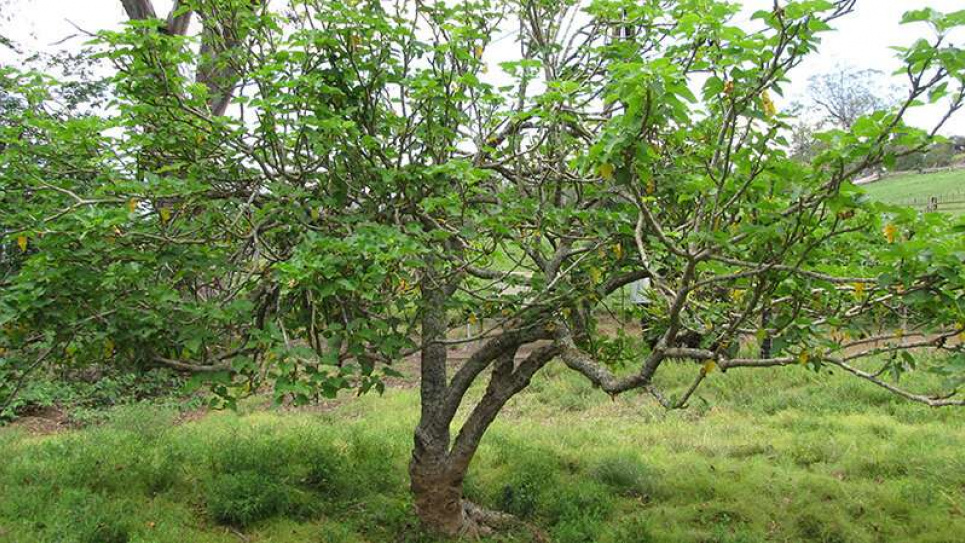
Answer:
862, 169, 965, 214
2, 358, 964, 543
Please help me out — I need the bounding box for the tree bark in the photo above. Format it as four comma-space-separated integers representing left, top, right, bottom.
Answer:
119, 0, 262, 116
409, 456, 469, 536
410, 341, 558, 535
120, 0, 157, 21
409, 456, 525, 538
760, 307, 772, 359
410, 268, 466, 534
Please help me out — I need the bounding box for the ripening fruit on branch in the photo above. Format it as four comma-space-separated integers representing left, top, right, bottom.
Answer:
761, 89, 776, 117
883, 223, 898, 243
589, 267, 602, 285
17, 236, 27, 252
598, 163, 615, 180
852, 282, 866, 299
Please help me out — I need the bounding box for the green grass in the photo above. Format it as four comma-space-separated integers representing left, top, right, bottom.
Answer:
863, 169, 965, 212
2, 360, 965, 543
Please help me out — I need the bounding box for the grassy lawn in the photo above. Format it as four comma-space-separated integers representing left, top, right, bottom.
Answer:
862, 169, 965, 214
2, 359, 964, 543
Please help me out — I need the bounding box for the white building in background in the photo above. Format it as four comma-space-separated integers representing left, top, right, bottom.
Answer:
627, 278, 653, 306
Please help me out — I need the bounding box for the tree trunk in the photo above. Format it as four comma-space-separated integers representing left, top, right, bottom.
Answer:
410, 263, 556, 535
408, 342, 558, 536
409, 455, 470, 536
411, 269, 471, 535
760, 307, 772, 359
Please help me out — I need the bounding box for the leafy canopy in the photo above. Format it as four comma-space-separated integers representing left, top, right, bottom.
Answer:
2, 0, 965, 414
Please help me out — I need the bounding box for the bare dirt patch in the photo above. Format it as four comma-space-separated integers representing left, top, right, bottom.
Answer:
5, 406, 70, 436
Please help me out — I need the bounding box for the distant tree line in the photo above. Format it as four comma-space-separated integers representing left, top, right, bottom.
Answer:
891, 135, 965, 172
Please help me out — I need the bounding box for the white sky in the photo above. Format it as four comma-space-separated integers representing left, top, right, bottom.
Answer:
1, 0, 963, 135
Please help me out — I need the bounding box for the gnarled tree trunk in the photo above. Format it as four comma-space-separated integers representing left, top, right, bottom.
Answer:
410, 276, 558, 535
409, 454, 469, 536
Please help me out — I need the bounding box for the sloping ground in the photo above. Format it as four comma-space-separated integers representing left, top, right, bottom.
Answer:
1, 361, 964, 543
862, 169, 965, 215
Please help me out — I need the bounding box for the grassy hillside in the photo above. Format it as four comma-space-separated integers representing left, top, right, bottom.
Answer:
862, 169, 965, 213
2, 358, 965, 543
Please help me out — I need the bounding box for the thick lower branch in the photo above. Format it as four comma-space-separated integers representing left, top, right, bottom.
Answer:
449, 344, 559, 468
153, 356, 232, 373
555, 327, 660, 395
442, 326, 552, 425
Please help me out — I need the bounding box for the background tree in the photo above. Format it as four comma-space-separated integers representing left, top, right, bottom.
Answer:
806, 64, 902, 130
118, 0, 265, 116
787, 103, 826, 163
2, 0, 965, 537
0, 0, 18, 51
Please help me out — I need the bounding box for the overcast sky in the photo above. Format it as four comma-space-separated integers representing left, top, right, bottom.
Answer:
2, 0, 963, 135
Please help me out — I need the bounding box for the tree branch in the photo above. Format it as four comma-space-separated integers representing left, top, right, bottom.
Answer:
152, 355, 232, 373
165, 0, 193, 36
555, 325, 661, 395
120, 0, 157, 21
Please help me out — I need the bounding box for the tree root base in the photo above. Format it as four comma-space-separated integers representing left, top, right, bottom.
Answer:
458, 501, 548, 542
